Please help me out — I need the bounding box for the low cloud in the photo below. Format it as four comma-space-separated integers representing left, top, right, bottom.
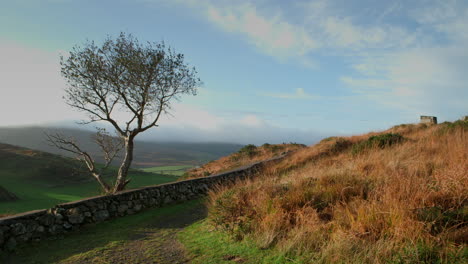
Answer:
53, 106, 327, 145
261, 88, 320, 100
138, 104, 326, 145
138, 121, 325, 145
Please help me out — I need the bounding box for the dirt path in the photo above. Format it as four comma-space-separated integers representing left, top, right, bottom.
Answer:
66, 202, 207, 264
78, 202, 207, 264
2, 200, 207, 264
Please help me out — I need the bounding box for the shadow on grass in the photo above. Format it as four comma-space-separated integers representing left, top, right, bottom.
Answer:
1, 199, 207, 264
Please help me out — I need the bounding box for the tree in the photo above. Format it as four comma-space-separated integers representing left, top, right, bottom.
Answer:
48, 32, 201, 193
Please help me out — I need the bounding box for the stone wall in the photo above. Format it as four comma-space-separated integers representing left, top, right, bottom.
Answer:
0, 155, 285, 252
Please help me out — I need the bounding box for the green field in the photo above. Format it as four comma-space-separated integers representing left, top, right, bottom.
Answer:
0, 143, 179, 215
0, 169, 178, 215
141, 165, 193, 176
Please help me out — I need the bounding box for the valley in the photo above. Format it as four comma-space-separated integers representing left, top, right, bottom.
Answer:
0, 135, 239, 214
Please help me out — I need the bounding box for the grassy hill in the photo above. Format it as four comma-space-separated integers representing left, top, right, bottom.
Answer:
181, 120, 467, 263
0, 143, 179, 214
184, 143, 307, 179
0, 126, 243, 167
3, 121, 467, 263
0, 185, 18, 202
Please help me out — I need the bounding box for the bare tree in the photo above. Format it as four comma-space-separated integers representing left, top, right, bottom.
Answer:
45, 129, 122, 193
49, 32, 201, 193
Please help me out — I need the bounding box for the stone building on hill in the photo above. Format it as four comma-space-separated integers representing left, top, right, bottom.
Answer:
420, 116, 437, 124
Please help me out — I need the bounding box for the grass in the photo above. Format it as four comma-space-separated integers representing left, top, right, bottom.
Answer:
140, 165, 193, 176
0, 168, 178, 214
351, 133, 404, 155
197, 121, 468, 263
2, 121, 466, 263
179, 220, 294, 264
185, 143, 306, 179
1, 200, 202, 264
0, 142, 182, 214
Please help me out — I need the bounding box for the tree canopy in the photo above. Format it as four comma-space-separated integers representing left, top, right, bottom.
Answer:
51, 32, 202, 193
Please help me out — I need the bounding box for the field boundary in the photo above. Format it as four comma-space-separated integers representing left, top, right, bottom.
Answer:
0, 154, 286, 252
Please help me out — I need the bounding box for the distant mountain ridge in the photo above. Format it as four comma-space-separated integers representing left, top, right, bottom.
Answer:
0, 126, 243, 167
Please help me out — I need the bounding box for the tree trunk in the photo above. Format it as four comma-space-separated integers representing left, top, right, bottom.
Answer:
114, 135, 134, 192
92, 173, 111, 193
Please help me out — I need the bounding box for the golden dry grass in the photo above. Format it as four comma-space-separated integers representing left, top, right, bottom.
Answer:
184, 143, 306, 179
206, 121, 468, 263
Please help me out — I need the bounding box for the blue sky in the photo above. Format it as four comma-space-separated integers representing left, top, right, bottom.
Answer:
1, 0, 467, 144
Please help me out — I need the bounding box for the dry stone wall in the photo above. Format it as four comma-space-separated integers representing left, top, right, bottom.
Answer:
0, 155, 285, 252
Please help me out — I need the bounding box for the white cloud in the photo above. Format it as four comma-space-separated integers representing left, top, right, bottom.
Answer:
320, 17, 415, 50
262, 88, 320, 100
165, 0, 420, 61
205, 2, 319, 59
189, 0, 467, 117
239, 114, 266, 127
139, 110, 325, 145
158, 103, 224, 131
342, 45, 468, 115
338, 1, 468, 118
435, 10, 468, 42
411, 0, 458, 25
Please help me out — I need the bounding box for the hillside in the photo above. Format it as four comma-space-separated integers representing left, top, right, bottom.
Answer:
184, 143, 306, 179
0, 185, 18, 202
0, 126, 243, 167
0, 143, 180, 214
3, 120, 467, 263
183, 120, 467, 263
0, 142, 89, 184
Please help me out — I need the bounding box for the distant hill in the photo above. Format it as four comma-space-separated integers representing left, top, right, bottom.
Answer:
0, 142, 181, 213
0, 142, 90, 185
0, 126, 243, 167
0, 185, 18, 202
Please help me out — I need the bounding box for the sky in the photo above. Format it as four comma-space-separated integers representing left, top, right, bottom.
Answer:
0, 0, 467, 144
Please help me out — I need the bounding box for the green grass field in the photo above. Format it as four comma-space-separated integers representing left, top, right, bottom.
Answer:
141, 165, 193, 176
0, 169, 178, 214
0, 143, 181, 214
